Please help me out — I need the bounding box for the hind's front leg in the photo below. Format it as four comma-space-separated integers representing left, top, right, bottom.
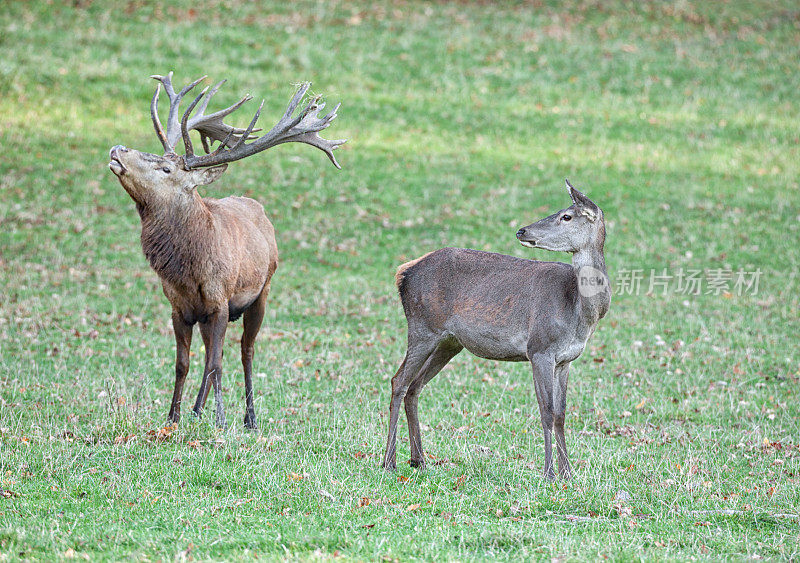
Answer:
553, 362, 572, 479
529, 352, 557, 481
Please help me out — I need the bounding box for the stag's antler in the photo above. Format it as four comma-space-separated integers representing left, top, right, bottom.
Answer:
150, 72, 259, 154
181, 82, 345, 169
150, 73, 345, 169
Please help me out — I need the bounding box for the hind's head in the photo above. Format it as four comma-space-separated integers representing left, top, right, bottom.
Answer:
516, 180, 605, 253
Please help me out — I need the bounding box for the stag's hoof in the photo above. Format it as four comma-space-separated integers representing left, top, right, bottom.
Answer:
408, 459, 426, 470
243, 414, 258, 430
381, 460, 397, 472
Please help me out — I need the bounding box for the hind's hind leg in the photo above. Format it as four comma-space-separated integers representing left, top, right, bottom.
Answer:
382, 333, 439, 471
405, 341, 462, 468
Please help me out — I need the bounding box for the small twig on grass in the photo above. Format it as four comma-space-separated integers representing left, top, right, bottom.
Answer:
684, 509, 799, 519
546, 510, 603, 524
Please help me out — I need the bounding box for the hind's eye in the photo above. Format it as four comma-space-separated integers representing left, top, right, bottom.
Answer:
562, 214, 572, 222
161, 167, 171, 174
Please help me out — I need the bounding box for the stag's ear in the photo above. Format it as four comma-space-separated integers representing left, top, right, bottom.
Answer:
191, 164, 229, 187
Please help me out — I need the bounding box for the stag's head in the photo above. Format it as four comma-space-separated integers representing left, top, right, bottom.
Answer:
516, 180, 605, 253
109, 72, 345, 206
109, 146, 228, 205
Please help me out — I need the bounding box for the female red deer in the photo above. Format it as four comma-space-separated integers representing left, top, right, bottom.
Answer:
382, 181, 609, 480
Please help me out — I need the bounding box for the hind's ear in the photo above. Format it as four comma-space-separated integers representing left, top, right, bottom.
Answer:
192, 164, 228, 187
566, 179, 598, 210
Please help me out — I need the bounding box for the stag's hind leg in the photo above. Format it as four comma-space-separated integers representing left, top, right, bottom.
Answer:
241, 284, 270, 430
404, 341, 462, 469
382, 335, 439, 471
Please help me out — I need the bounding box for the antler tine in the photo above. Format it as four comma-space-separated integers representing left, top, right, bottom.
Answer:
200, 134, 211, 154
180, 86, 210, 160
200, 95, 255, 123
150, 83, 171, 153
281, 82, 311, 121
178, 75, 206, 97
149, 72, 175, 96
195, 79, 225, 116
230, 100, 265, 151
149, 72, 206, 151
328, 102, 342, 124
293, 133, 347, 169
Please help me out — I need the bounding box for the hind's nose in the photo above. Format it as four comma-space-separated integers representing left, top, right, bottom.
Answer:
516, 228, 526, 239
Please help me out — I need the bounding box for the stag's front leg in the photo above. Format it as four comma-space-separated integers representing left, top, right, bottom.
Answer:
530, 352, 556, 481
194, 309, 229, 428
167, 313, 193, 424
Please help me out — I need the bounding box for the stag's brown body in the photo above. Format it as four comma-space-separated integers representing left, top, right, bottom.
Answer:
140, 193, 278, 325
109, 73, 344, 429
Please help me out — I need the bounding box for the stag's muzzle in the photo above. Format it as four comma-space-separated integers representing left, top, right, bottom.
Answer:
109, 145, 128, 175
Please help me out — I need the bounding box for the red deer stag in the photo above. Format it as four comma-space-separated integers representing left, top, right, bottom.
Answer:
382, 181, 609, 480
108, 72, 345, 429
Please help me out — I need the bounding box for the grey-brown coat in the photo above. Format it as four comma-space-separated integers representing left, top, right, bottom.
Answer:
382, 181, 609, 480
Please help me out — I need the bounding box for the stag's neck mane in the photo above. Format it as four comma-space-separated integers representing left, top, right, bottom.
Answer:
138, 192, 214, 286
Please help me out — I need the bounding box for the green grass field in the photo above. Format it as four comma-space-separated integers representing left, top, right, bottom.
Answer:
1, 1, 799, 560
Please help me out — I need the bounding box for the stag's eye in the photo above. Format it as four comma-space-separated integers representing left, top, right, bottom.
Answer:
161, 167, 171, 174
562, 214, 572, 222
